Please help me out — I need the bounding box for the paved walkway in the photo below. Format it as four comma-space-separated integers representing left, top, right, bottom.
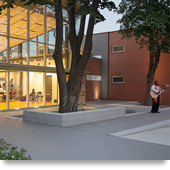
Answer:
0, 101, 170, 160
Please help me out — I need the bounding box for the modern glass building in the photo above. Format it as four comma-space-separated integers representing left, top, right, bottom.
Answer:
0, 1, 74, 111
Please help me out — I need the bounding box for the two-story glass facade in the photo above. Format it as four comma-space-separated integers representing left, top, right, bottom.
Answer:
0, 1, 72, 111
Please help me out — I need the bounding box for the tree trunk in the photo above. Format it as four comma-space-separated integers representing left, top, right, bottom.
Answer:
66, 73, 83, 112
53, 0, 100, 113
53, 0, 68, 113
145, 71, 155, 106
144, 45, 160, 106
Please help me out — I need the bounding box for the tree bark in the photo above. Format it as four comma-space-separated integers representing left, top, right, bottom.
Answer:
53, 0, 68, 113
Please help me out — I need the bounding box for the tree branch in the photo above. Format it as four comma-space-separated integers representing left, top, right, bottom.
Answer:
68, 0, 76, 45
80, 0, 100, 68
77, 14, 86, 49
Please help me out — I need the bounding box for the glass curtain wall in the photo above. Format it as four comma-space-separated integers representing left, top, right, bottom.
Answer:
10, 38, 27, 64
0, 1, 70, 67
0, 1, 7, 63
0, 1, 74, 110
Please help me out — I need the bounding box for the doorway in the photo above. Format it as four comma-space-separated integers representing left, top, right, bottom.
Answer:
46, 75, 52, 102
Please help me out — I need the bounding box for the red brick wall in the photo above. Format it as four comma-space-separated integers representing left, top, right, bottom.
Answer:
108, 31, 170, 105
154, 53, 170, 105
85, 58, 102, 101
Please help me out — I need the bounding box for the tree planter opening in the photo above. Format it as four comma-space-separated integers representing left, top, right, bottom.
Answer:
23, 107, 125, 127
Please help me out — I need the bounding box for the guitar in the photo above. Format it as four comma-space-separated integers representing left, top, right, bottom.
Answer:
150, 84, 169, 99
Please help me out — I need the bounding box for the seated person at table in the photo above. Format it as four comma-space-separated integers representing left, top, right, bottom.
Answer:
29, 89, 36, 101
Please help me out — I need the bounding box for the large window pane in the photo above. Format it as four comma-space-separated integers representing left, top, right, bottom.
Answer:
10, 38, 27, 64
30, 5, 45, 42
46, 45, 67, 68
67, 49, 72, 69
30, 42, 44, 66
0, 70, 7, 110
10, 2, 27, 39
47, 5, 55, 45
62, 48, 72, 69
9, 71, 28, 109
63, 24, 69, 48
0, 36, 7, 63
29, 72, 44, 107
0, 1, 7, 35
46, 45, 55, 67
75, 14, 81, 35
47, 30, 55, 45
47, 45, 54, 55
46, 73, 58, 105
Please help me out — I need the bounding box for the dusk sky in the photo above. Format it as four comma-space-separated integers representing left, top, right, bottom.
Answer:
85, 0, 122, 34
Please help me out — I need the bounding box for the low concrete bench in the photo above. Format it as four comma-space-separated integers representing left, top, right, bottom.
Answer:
23, 107, 125, 127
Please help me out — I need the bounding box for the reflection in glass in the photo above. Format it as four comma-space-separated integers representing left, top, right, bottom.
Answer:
30, 42, 44, 66
0, 36, 7, 63
29, 72, 44, 107
75, 14, 81, 35
47, 45, 55, 55
63, 24, 69, 48
47, 30, 55, 45
38, 34, 44, 43
46, 5, 56, 46
9, 71, 28, 109
10, 38, 27, 64
0, 70, 7, 110
46, 45, 55, 67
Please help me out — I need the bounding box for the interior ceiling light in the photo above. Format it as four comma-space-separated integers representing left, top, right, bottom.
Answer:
21, 19, 27, 22
16, 27, 24, 30
35, 23, 42, 26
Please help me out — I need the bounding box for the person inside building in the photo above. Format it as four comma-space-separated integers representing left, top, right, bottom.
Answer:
9, 79, 14, 99
2, 81, 6, 90
29, 89, 36, 101
151, 80, 163, 113
0, 85, 6, 102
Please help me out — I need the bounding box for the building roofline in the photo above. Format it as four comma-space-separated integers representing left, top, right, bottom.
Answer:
93, 30, 119, 36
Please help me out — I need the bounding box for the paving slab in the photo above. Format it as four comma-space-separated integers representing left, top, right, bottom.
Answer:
0, 101, 170, 160
110, 120, 170, 146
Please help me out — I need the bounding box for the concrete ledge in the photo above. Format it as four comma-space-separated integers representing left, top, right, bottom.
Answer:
23, 107, 125, 127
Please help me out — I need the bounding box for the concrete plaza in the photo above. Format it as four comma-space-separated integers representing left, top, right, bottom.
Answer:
0, 101, 170, 160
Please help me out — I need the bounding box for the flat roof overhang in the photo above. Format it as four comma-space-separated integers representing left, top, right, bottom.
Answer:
0, 62, 70, 74
0, 63, 91, 75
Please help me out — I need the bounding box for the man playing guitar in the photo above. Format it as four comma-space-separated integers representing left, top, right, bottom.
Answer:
150, 80, 168, 113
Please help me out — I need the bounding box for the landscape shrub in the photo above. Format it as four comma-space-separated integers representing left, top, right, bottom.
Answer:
0, 139, 31, 160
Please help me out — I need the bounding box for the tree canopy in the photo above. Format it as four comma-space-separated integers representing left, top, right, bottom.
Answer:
117, 0, 170, 53
117, 0, 170, 105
